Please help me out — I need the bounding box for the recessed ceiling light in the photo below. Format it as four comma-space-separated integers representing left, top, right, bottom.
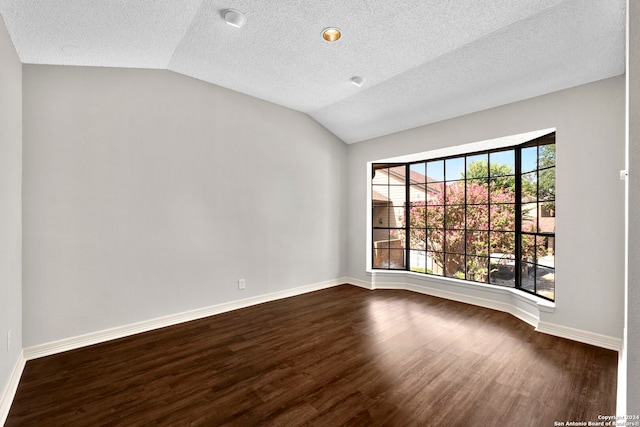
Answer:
223, 9, 247, 28
350, 76, 366, 87
322, 28, 341, 42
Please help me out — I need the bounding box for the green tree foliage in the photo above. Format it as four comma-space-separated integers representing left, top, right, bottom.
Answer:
466, 159, 537, 197
538, 144, 556, 210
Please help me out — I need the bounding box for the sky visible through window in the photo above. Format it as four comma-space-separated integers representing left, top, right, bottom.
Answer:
410, 148, 538, 180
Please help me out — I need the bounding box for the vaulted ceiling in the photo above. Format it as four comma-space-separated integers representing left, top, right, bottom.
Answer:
0, 0, 626, 143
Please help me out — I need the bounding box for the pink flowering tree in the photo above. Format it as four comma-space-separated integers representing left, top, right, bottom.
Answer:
405, 172, 544, 281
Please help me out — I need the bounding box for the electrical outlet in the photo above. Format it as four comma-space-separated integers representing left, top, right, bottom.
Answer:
238, 279, 246, 290
7, 329, 11, 351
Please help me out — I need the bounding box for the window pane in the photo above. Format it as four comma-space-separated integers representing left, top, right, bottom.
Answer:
490, 231, 515, 255
490, 204, 515, 231
373, 248, 390, 269
445, 230, 465, 254
410, 185, 427, 202
386, 207, 404, 228
445, 181, 465, 204
538, 203, 555, 233
467, 179, 489, 204
536, 265, 555, 300
372, 167, 389, 185
426, 182, 445, 205
388, 249, 406, 269
427, 160, 444, 182
374, 229, 394, 244
427, 228, 444, 252
373, 204, 390, 227
521, 146, 537, 173
529, 232, 555, 301
521, 205, 537, 232
373, 236, 405, 269
410, 228, 426, 250
490, 150, 515, 176
445, 205, 465, 230
466, 231, 489, 256
388, 185, 406, 205
522, 234, 551, 263
467, 154, 488, 178
409, 201, 426, 228
446, 157, 465, 180
521, 233, 537, 262
521, 171, 537, 202
539, 144, 555, 168
372, 185, 389, 201
372, 228, 389, 245
466, 204, 489, 230
427, 205, 445, 229
445, 253, 465, 278
410, 163, 426, 182
466, 256, 489, 283
388, 165, 406, 182
410, 250, 426, 273
520, 262, 536, 292
536, 236, 555, 260
390, 229, 406, 248
539, 167, 555, 201
489, 177, 516, 203
426, 251, 444, 275
489, 254, 515, 287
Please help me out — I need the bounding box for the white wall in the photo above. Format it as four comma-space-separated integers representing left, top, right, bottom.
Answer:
0, 13, 22, 403
22, 65, 348, 347
347, 76, 626, 339
627, 0, 640, 415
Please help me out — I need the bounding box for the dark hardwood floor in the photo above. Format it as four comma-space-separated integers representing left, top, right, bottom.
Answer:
6, 285, 617, 426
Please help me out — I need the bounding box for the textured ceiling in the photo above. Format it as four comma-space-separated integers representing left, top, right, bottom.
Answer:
0, 0, 626, 143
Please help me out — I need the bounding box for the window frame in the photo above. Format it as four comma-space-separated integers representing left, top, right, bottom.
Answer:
371, 132, 555, 302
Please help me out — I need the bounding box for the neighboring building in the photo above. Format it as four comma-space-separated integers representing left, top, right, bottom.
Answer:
371, 165, 442, 269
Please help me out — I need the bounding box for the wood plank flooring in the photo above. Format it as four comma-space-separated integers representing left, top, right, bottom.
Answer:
6, 285, 617, 426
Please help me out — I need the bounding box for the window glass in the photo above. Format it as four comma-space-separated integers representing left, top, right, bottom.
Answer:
427, 160, 445, 182
466, 204, 489, 231
410, 163, 426, 182
372, 132, 555, 301
467, 154, 488, 177
490, 150, 515, 176
521, 146, 537, 173
467, 179, 489, 204
466, 231, 489, 256
426, 205, 445, 229
445, 158, 465, 181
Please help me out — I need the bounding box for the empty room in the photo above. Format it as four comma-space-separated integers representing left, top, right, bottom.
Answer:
1, 1, 639, 425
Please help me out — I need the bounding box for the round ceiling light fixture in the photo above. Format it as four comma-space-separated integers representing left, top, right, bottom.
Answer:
322, 27, 341, 42
223, 9, 247, 28
350, 76, 366, 87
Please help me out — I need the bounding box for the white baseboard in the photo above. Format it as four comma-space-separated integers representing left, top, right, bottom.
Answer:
20, 275, 622, 362
345, 277, 373, 290
24, 278, 348, 361
0, 351, 26, 426
347, 275, 623, 352
536, 321, 623, 352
